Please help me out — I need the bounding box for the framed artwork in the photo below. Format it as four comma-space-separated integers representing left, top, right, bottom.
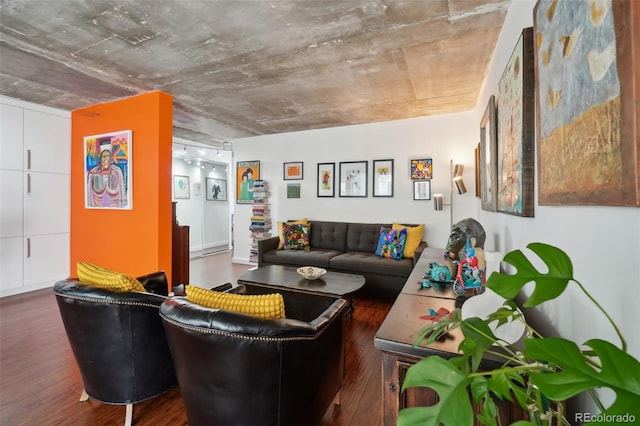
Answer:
497, 27, 535, 217
287, 183, 301, 198
480, 95, 498, 212
173, 175, 190, 199
535, 0, 639, 206
413, 180, 431, 200
206, 178, 227, 201
236, 160, 260, 204
474, 142, 481, 198
84, 130, 132, 209
193, 182, 202, 196
339, 161, 368, 197
317, 162, 335, 197
283, 161, 303, 180
410, 158, 432, 180
373, 159, 394, 197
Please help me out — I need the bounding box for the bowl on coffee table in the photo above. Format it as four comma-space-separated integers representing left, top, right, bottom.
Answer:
297, 266, 327, 280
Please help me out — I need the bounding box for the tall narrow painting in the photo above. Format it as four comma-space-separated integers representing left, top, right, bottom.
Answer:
535, 0, 639, 206
236, 160, 260, 204
480, 96, 497, 212
84, 130, 132, 209
497, 27, 535, 217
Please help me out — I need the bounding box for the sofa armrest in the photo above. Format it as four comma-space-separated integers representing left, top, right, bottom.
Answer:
412, 242, 428, 266
257, 236, 280, 267
137, 271, 169, 296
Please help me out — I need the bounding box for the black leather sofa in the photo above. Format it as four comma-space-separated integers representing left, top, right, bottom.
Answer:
159, 283, 347, 426
53, 271, 177, 425
258, 220, 426, 296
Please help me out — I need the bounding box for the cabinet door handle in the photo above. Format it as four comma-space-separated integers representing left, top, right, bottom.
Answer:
27, 238, 31, 258
27, 149, 32, 170
27, 173, 31, 194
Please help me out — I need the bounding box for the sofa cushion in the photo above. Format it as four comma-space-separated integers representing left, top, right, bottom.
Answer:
262, 248, 342, 268
76, 261, 146, 292
375, 227, 407, 260
282, 223, 310, 250
330, 252, 414, 278
186, 285, 285, 320
392, 223, 425, 258
309, 221, 348, 252
277, 218, 308, 249
346, 223, 391, 253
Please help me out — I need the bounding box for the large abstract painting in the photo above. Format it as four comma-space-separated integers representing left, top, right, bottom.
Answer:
535, 0, 639, 206
497, 27, 535, 217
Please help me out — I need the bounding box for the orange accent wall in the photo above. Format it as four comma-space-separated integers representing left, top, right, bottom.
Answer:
70, 91, 173, 286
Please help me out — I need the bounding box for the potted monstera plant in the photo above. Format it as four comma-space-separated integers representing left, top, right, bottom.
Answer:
399, 243, 640, 426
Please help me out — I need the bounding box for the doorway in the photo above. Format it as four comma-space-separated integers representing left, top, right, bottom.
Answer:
172, 143, 232, 259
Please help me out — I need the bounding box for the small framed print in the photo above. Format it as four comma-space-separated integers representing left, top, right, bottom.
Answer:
410, 158, 433, 180
287, 183, 301, 198
206, 178, 227, 201
339, 161, 368, 197
283, 162, 303, 180
373, 159, 394, 197
317, 162, 335, 197
173, 175, 190, 199
413, 180, 431, 200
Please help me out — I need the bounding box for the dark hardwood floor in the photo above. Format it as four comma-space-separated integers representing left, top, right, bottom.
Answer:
0, 252, 394, 425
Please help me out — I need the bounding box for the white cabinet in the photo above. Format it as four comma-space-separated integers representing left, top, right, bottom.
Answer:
0, 104, 23, 170
0, 97, 70, 297
0, 237, 23, 291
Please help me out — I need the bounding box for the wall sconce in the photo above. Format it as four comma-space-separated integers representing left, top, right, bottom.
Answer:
434, 160, 466, 228
452, 163, 467, 194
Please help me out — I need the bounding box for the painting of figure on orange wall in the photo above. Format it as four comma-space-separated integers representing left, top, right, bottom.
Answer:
84, 130, 132, 209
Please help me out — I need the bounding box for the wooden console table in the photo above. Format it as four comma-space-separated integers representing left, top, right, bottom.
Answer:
171, 202, 190, 288
374, 248, 527, 425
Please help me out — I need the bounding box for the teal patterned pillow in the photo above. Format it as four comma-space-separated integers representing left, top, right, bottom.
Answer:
282, 223, 310, 250
375, 227, 407, 260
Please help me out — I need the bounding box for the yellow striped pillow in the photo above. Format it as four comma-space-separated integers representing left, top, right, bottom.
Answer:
186, 285, 285, 320
77, 261, 146, 292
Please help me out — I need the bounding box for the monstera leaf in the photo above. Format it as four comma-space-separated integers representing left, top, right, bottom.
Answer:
486, 243, 573, 307
526, 337, 640, 421
399, 356, 473, 425
402, 242, 637, 426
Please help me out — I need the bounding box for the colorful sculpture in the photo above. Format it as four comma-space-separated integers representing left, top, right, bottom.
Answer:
420, 218, 487, 297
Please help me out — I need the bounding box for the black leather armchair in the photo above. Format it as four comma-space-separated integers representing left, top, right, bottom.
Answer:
53, 271, 177, 426
159, 284, 347, 426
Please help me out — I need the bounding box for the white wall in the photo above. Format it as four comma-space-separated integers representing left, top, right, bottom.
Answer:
233, 0, 640, 415
233, 110, 479, 262
475, 0, 640, 412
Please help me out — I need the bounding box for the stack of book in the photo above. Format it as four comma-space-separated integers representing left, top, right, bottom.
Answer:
249, 180, 272, 263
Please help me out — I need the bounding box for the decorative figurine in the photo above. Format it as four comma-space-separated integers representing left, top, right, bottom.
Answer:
419, 218, 487, 297
419, 307, 452, 322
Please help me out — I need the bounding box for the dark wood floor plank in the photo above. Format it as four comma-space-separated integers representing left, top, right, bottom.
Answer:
1, 253, 393, 425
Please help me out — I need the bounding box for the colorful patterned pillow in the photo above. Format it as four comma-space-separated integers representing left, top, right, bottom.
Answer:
392, 223, 425, 258
282, 223, 310, 250
277, 218, 308, 249
375, 227, 407, 260
76, 261, 146, 292
186, 285, 285, 320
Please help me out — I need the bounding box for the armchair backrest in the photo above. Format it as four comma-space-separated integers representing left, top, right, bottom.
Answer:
53, 279, 177, 404
159, 288, 347, 426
